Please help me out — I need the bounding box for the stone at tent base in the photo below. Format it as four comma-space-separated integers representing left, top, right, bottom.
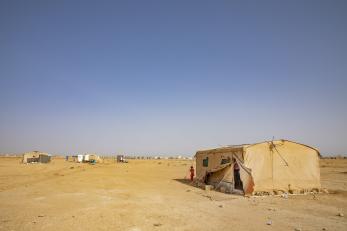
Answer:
274, 190, 284, 195
197, 182, 205, 188
205, 185, 213, 191
289, 189, 300, 194
232, 189, 244, 195
254, 191, 271, 196
300, 189, 310, 194
281, 193, 289, 199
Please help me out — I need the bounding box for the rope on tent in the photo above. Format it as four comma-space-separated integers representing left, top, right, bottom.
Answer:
270, 141, 289, 166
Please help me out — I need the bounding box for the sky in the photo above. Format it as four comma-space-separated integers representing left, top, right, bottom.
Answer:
0, 0, 346, 156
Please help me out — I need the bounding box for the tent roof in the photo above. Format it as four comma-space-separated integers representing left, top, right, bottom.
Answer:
195, 139, 320, 157
246, 139, 320, 155
23, 151, 49, 156
195, 145, 246, 156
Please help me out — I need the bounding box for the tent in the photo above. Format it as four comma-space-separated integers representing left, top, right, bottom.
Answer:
22, 151, 51, 164
89, 154, 102, 163
195, 140, 321, 195
77, 155, 84, 163
73, 154, 102, 163
117, 155, 126, 163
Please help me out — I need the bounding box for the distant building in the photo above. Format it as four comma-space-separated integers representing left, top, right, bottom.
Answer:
117, 155, 126, 162
22, 151, 51, 164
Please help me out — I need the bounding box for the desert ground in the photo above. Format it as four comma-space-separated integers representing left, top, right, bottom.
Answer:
0, 157, 346, 231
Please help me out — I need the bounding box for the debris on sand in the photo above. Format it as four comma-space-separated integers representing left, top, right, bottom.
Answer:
218, 205, 223, 208
294, 228, 302, 231
153, 223, 162, 227
337, 213, 344, 217
37, 215, 44, 218
281, 193, 289, 199
266, 220, 272, 225
70, 166, 74, 169
202, 195, 213, 201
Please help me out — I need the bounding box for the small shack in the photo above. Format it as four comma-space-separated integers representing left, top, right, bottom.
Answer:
22, 151, 51, 164
117, 155, 127, 163
89, 154, 102, 163
77, 155, 84, 163
195, 139, 321, 195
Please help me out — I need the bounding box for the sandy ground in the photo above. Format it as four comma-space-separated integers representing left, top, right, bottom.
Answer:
0, 157, 346, 231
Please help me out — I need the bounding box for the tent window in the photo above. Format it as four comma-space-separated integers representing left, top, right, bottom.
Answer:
203, 157, 209, 167
221, 157, 231, 165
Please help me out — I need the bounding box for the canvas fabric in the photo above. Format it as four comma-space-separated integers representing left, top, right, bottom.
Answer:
195, 140, 321, 194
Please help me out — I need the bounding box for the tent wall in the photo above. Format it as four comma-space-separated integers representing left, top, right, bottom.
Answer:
26, 157, 39, 163
39, 154, 51, 163
244, 140, 321, 192
89, 154, 102, 163
23, 152, 40, 163
195, 147, 243, 182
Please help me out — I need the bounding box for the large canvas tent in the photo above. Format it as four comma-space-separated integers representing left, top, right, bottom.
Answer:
195, 140, 321, 195
22, 151, 51, 164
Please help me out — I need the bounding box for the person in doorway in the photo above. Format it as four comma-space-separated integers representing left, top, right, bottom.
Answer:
190, 166, 195, 181
233, 158, 242, 190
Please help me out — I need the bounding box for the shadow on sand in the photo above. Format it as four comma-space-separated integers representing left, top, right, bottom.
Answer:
173, 178, 244, 200
173, 178, 203, 190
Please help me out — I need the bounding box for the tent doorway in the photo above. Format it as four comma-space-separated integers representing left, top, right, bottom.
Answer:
234, 161, 243, 190
204, 172, 211, 184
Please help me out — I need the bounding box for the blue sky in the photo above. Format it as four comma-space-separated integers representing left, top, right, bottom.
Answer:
0, 0, 346, 156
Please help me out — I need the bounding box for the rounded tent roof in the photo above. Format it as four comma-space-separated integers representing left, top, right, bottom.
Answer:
245, 139, 320, 155
195, 139, 320, 157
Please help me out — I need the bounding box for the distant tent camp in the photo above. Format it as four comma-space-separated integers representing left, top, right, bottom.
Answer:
195, 140, 321, 195
22, 151, 51, 164
72, 154, 102, 163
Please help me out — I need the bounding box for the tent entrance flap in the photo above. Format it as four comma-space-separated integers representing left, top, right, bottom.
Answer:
206, 165, 233, 193
204, 161, 255, 195
238, 162, 254, 195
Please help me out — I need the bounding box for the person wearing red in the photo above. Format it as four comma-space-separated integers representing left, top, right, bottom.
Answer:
190, 166, 195, 181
